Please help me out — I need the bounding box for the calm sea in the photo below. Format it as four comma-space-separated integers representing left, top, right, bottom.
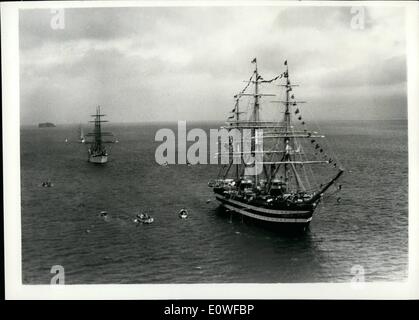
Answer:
21, 120, 408, 283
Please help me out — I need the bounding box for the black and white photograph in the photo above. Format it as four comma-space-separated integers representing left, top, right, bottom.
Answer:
2, 0, 419, 300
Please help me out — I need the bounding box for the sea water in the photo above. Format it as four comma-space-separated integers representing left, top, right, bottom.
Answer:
20, 120, 408, 283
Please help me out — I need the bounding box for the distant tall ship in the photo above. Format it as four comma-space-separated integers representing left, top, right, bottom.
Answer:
86, 106, 114, 164
209, 58, 344, 231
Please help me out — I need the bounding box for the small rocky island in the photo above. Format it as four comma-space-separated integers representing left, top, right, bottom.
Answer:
38, 122, 56, 128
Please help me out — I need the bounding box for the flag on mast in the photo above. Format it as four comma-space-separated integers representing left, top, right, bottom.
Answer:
284, 60, 288, 65
251, 58, 257, 63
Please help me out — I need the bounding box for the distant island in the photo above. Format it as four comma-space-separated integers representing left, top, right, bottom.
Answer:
38, 122, 56, 128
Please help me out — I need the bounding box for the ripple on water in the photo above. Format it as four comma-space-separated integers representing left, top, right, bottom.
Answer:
21, 122, 408, 283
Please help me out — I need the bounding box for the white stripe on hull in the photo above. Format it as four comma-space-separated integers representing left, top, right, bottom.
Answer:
89, 155, 108, 164
215, 194, 311, 216
222, 203, 312, 223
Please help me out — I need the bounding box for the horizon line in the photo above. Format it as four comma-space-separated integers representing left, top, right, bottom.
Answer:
21, 118, 408, 126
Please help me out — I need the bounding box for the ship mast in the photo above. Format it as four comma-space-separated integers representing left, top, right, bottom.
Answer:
268, 62, 306, 192
234, 97, 240, 181
283, 62, 291, 191
253, 61, 260, 122
95, 106, 102, 150
88, 105, 110, 150
253, 60, 259, 185
233, 58, 275, 184
284, 63, 291, 136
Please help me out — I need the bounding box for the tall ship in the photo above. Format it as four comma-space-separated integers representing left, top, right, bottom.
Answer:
209, 58, 344, 231
86, 106, 114, 164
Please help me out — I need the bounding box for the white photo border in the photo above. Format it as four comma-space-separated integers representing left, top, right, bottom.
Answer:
2, 0, 418, 299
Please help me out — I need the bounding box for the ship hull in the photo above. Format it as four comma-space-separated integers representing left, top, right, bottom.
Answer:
215, 194, 313, 231
88, 155, 108, 164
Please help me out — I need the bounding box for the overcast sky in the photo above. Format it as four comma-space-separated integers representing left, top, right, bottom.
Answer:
19, 5, 407, 125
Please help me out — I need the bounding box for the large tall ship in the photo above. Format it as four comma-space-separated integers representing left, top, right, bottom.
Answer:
86, 106, 114, 164
209, 58, 344, 231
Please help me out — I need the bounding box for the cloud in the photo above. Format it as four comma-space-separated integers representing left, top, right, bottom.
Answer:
316, 55, 406, 88
274, 6, 350, 30
19, 5, 407, 124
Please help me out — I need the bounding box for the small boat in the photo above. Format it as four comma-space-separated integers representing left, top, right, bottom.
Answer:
100, 210, 108, 217
135, 213, 154, 224
41, 181, 53, 187
178, 209, 188, 219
